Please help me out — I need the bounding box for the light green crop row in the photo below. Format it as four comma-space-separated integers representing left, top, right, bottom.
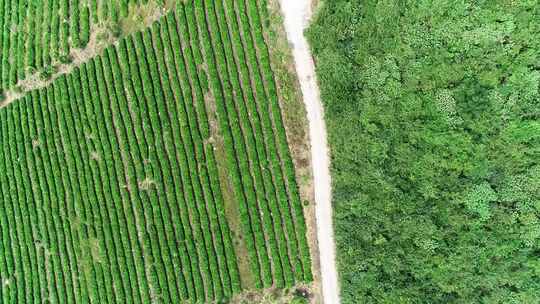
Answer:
0, 1, 312, 302
0, 0, 154, 93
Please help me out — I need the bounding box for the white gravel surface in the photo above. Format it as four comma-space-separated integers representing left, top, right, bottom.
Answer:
277, 1, 340, 303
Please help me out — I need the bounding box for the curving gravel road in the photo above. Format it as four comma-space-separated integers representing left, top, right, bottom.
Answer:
278, 1, 340, 303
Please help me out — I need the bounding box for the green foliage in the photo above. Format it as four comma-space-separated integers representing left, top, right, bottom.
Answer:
58, 54, 73, 64
0, 1, 312, 302
39, 65, 56, 80
308, 0, 540, 303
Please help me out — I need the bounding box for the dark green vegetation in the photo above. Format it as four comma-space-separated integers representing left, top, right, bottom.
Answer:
308, 1, 539, 303
0, 1, 312, 303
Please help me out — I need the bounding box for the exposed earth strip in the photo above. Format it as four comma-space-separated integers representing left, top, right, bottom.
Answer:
277, 1, 340, 303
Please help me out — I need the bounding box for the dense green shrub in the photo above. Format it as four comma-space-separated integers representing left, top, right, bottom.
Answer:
308, 1, 540, 303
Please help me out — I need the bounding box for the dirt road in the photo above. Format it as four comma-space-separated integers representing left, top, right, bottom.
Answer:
278, 1, 340, 303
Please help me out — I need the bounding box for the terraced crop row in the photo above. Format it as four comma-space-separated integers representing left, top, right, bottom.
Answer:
187, 0, 312, 287
0, 9, 242, 302
0, 0, 312, 302
0, 0, 157, 93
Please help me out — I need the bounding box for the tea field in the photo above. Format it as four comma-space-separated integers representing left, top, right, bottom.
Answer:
0, 1, 312, 303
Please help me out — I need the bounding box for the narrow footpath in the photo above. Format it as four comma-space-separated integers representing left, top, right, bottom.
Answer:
278, 1, 340, 303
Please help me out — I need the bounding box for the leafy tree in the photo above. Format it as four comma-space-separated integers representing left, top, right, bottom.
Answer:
307, 1, 540, 303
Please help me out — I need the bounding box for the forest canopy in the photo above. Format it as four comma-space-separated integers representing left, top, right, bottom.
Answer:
307, 0, 539, 303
